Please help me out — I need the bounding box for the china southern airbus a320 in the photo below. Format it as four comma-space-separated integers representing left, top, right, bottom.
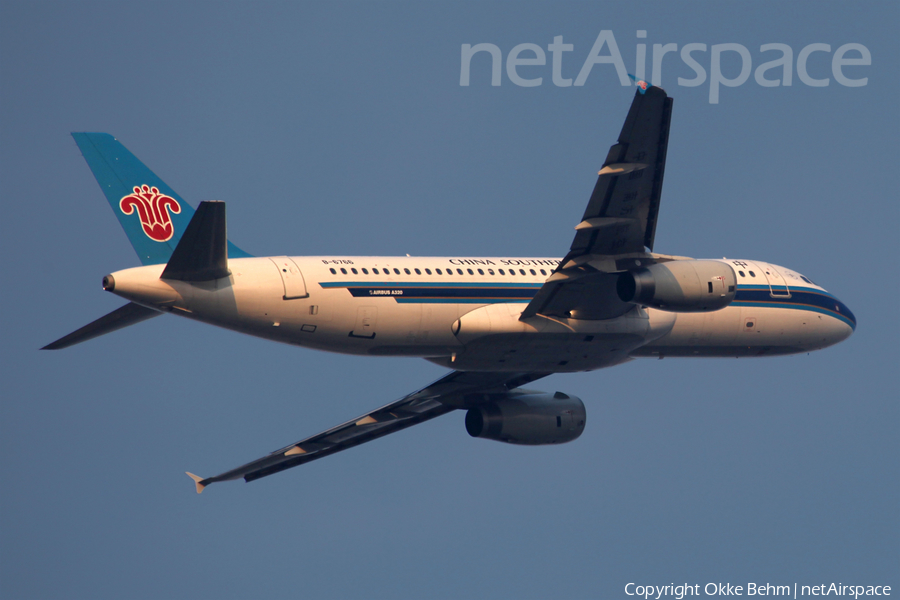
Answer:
45, 83, 855, 493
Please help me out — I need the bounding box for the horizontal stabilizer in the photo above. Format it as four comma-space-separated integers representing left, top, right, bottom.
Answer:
161, 201, 230, 282
42, 302, 161, 350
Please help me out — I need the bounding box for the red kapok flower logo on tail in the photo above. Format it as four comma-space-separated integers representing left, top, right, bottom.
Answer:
119, 185, 181, 242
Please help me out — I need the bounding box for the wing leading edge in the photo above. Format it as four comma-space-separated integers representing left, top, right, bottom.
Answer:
188, 371, 548, 492
521, 84, 673, 320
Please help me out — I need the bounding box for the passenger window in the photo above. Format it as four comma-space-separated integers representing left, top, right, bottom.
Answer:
414, 268, 421, 275
467, 268, 474, 275
488, 269, 494, 275
739, 270, 745, 277
530, 269, 536, 275
499, 269, 505, 275
351, 268, 358, 275
372, 268, 379, 274
436, 268, 443, 275
340, 268, 347, 274
477, 269, 484, 275
457, 269, 464, 275
520, 269, 526, 275
540, 269, 547, 275
425, 268, 432, 275
329, 268, 336, 274
394, 268, 401, 275
749, 271, 756, 277
404, 268, 411, 275
362, 268, 369, 275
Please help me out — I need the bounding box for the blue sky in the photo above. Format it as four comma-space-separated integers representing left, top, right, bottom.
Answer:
1, 2, 897, 599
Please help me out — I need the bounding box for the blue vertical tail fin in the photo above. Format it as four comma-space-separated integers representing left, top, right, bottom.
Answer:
72, 133, 251, 265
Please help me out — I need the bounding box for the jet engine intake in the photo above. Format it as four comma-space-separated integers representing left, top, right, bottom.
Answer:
617, 260, 736, 312
465, 390, 586, 445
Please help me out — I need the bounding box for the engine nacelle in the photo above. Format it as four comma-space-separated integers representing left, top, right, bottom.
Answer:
616, 260, 736, 312
465, 390, 586, 445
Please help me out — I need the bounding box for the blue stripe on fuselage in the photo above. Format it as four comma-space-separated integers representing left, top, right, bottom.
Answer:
734, 286, 856, 329
317, 281, 856, 329
319, 281, 543, 289
319, 280, 542, 302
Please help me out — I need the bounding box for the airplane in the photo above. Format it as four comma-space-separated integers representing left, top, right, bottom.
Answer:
44, 83, 855, 493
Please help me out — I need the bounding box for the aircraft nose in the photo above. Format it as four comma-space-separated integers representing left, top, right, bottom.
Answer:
824, 294, 855, 346
835, 296, 855, 330
830, 318, 854, 345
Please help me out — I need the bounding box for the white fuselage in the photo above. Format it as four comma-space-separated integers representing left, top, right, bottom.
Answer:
105, 256, 855, 373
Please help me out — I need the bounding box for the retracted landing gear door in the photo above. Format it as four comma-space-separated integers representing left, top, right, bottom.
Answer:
269, 257, 309, 299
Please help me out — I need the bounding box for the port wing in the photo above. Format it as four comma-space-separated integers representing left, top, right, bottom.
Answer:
521, 84, 673, 320
187, 371, 548, 492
